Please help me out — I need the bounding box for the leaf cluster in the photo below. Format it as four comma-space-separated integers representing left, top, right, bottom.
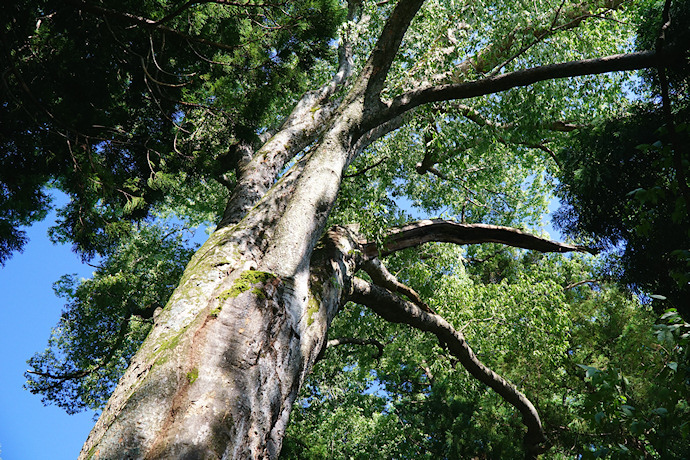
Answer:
555, 103, 690, 317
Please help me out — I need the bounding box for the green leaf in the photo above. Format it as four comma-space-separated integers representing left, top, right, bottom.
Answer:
651, 407, 668, 416
630, 420, 646, 436
620, 405, 635, 416
577, 364, 600, 378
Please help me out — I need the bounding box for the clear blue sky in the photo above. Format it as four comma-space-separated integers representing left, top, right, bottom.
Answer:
0, 205, 98, 459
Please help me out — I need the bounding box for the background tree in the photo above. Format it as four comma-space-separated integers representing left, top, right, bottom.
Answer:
555, 0, 690, 318
2, 0, 688, 458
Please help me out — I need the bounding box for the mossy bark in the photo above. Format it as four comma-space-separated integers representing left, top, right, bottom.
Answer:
78, 88, 366, 459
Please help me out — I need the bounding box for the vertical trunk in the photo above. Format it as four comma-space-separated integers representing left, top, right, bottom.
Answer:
79, 101, 365, 459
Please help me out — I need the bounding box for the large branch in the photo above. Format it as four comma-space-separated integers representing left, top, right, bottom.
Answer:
360, 219, 595, 258
355, 0, 425, 102
374, 49, 682, 127
348, 277, 548, 456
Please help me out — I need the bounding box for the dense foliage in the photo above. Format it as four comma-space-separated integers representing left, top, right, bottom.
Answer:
283, 247, 690, 458
555, 1, 690, 318
1, 0, 342, 262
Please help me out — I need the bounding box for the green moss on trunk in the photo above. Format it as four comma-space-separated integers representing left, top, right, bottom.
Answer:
186, 368, 199, 384
306, 296, 320, 326
217, 270, 276, 302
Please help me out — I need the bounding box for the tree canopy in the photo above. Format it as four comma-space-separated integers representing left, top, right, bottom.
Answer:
1, 0, 343, 261
2, 0, 689, 458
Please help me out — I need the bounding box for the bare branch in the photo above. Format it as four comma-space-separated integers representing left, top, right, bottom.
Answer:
360, 219, 596, 258
348, 277, 548, 455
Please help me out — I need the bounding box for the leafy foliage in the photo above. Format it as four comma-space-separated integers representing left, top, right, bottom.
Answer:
284, 250, 690, 458
25, 224, 196, 412
1, 0, 343, 262
555, 104, 690, 316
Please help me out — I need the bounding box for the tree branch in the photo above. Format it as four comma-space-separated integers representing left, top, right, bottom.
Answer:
361, 258, 435, 313
325, 337, 385, 359
655, 0, 690, 216
217, 2, 365, 226
377, 49, 680, 127
356, 0, 425, 102
409, 0, 627, 89
348, 277, 548, 455
344, 156, 389, 178
25, 316, 131, 392
360, 219, 596, 258
564, 279, 600, 290
153, 1, 287, 26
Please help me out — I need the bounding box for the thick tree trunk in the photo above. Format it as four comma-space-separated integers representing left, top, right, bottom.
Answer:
78, 90, 365, 459
77, 208, 337, 460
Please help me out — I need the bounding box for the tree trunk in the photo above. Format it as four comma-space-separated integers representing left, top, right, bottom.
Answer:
79, 89, 365, 459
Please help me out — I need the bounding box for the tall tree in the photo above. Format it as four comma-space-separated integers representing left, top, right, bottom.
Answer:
4, 0, 687, 458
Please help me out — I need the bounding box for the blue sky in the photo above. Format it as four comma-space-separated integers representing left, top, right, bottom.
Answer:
0, 208, 98, 460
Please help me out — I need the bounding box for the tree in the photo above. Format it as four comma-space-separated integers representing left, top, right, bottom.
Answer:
555, 0, 690, 318
3, 0, 688, 458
